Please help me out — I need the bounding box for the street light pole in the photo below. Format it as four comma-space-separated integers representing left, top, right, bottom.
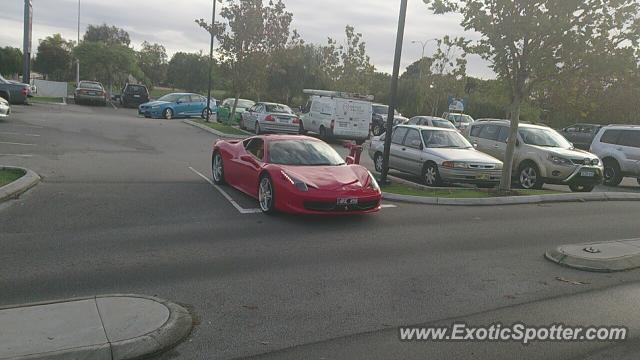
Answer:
380, 0, 408, 185
205, 0, 217, 122
76, 0, 80, 86
411, 38, 436, 114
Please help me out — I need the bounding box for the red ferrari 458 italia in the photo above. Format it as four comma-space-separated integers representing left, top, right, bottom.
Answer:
211, 135, 382, 214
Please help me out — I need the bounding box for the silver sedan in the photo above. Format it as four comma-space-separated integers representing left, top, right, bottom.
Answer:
369, 125, 504, 187
242, 102, 301, 135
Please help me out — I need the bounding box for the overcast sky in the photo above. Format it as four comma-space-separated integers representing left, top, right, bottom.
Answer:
1, 0, 494, 78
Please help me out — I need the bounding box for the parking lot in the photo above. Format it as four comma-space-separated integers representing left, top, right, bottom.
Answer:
2, 103, 640, 359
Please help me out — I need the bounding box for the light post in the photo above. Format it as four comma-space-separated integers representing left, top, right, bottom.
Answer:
411, 39, 436, 114
76, 0, 80, 86
205, 0, 217, 122
380, 0, 409, 185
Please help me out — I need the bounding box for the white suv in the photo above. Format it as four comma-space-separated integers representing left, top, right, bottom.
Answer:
590, 125, 640, 186
466, 120, 603, 192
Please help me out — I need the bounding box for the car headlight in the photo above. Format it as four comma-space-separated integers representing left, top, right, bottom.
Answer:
591, 158, 600, 166
547, 154, 573, 166
442, 161, 468, 169
494, 162, 503, 170
367, 171, 380, 191
281, 171, 308, 192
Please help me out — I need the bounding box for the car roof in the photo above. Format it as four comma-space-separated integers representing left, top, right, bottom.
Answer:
411, 116, 447, 121
397, 124, 457, 132
470, 120, 550, 130
602, 124, 640, 130
260, 102, 289, 106
254, 134, 321, 142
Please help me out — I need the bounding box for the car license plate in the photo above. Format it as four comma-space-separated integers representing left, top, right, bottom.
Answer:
476, 174, 490, 180
580, 170, 595, 177
337, 198, 358, 206
278, 118, 289, 123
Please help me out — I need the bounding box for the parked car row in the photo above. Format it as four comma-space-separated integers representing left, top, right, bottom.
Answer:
138, 93, 216, 119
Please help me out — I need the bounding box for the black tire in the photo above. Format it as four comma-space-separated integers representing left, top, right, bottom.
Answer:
212, 152, 225, 185
255, 122, 262, 135
319, 126, 327, 140
201, 108, 211, 119
569, 183, 595, 192
517, 161, 544, 190
372, 122, 384, 136
258, 174, 276, 214
422, 162, 443, 187
603, 158, 623, 186
374, 152, 384, 173
163, 108, 173, 120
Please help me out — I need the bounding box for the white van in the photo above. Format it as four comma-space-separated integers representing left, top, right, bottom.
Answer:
300, 89, 373, 144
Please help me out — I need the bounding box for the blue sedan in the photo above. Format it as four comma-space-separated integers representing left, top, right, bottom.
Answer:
138, 93, 216, 120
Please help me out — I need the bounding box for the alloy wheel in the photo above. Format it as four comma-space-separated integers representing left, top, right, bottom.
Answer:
259, 177, 273, 212
519, 167, 537, 189
212, 153, 223, 184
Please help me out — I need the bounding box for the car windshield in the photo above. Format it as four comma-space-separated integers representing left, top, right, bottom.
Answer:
265, 104, 292, 114
157, 94, 182, 102
432, 119, 456, 129
268, 140, 345, 166
80, 82, 103, 90
422, 130, 472, 148
519, 127, 572, 148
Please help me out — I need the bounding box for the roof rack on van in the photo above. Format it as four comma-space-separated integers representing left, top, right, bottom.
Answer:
607, 124, 640, 128
303, 89, 374, 101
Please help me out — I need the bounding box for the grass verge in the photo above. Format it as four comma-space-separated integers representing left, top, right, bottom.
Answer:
31, 96, 64, 104
0, 168, 25, 187
193, 119, 248, 136
382, 183, 563, 198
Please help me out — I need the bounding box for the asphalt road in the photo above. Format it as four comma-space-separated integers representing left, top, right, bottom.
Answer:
1, 103, 640, 359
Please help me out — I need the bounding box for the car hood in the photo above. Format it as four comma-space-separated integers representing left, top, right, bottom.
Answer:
425, 148, 502, 164
141, 101, 170, 107
279, 165, 370, 190
529, 145, 598, 160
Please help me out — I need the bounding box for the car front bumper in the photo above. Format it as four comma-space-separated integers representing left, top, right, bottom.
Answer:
274, 183, 382, 215
559, 165, 604, 185
439, 167, 502, 184
260, 121, 299, 134
138, 107, 163, 117
76, 94, 106, 103
0, 104, 10, 117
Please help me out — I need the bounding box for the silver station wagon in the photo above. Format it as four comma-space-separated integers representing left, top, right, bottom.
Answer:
369, 125, 503, 187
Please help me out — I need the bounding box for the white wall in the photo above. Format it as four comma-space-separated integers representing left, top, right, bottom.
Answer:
33, 79, 67, 98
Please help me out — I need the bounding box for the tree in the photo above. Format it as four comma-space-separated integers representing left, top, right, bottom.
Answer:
84, 24, 131, 46
197, 0, 295, 121
424, 0, 640, 192
73, 41, 141, 91
0, 47, 23, 77
34, 34, 73, 81
166, 52, 209, 92
138, 41, 168, 86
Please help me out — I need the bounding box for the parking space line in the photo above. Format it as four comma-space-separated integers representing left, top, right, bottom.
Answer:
0, 154, 33, 157
0, 141, 36, 146
0, 132, 40, 137
380, 204, 398, 209
188, 166, 262, 215
5, 124, 43, 129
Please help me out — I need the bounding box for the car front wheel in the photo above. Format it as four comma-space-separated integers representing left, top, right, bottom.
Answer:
374, 153, 384, 173
569, 183, 595, 192
422, 163, 443, 187
603, 159, 623, 186
372, 123, 384, 136
258, 174, 276, 214
212, 152, 225, 185
163, 108, 173, 120
518, 162, 544, 189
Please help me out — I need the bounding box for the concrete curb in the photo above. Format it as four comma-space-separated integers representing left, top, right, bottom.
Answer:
382, 191, 640, 206
0, 166, 40, 203
183, 119, 251, 139
545, 239, 640, 272
0, 294, 193, 360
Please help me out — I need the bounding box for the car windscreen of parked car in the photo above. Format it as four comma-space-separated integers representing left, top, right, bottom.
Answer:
432, 119, 457, 129
236, 100, 254, 108
268, 140, 345, 166
158, 94, 181, 102
373, 104, 399, 116
422, 130, 473, 149
125, 85, 147, 94
79, 82, 103, 90
519, 128, 572, 148
265, 104, 293, 114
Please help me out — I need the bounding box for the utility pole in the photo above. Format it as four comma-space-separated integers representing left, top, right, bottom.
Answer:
22, 0, 32, 84
205, 0, 217, 122
411, 39, 436, 114
380, 0, 408, 185
76, 0, 80, 86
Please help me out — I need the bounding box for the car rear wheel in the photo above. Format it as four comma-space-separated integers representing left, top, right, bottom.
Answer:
603, 159, 623, 186
422, 163, 443, 187
372, 123, 384, 136
258, 174, 276, 214
212, 152, 225, 185
163, 108, 173, 120
201, 108, 212, 119
518, 162, 544, 189
569, 183, 595, 192
374, 153, 384, 173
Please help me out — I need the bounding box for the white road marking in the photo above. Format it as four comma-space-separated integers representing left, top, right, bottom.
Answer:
6, 124, 43, 129
189, 166, 262, 214
0, 154, 33, 157
0, 131, 40, 137
380, 204, 398, 209
0, 141, 36, 146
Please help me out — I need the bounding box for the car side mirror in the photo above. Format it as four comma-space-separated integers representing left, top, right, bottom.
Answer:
345, 155, 356, 165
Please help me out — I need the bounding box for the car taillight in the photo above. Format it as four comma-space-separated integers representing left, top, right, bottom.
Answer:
292, 117, 300, 124
265, 115, 275, 122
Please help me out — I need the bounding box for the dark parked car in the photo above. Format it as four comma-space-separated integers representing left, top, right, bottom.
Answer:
120, 84, 149, 108
74, 81, 107, 106
371, 103, 408, 136
0, 74, 30, 104
560, 123, 603, 150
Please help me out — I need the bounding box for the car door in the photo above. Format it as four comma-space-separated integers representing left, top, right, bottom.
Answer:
175, 95, 190, 115
191, 95, 206, 115
617, 130, 640, 174
401, 128, 425, 175
491, 126, 509, 161
245, 104, 258, 130
389, 127, 409, 172
235, 138, 265, 196
476, 125, 501, 157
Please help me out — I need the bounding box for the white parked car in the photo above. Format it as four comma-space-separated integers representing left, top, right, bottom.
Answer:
300, 89, 373, 145
406, 116, 458, 130
369, 124, 503, 187
242, 102, 301, 135
466, 120, 603, 192
589, 125, 640, 186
